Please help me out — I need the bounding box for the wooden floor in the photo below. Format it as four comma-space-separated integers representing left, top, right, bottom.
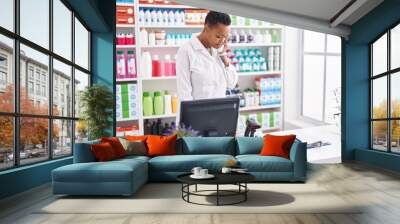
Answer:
1, 162, 400, 224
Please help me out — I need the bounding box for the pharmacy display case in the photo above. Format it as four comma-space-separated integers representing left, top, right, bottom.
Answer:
115, 0, 285, 136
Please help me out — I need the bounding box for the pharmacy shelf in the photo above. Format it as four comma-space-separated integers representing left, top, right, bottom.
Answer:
116, 45, 136, 49
139, 4, 195, 9
141, 24, 203, 29
117, 117, 139, 122
231, 25, 283, 29
116, 2, 135, 6
229, 43, 282, 47
239, 105, 280, 112
143, 114, 176, 119
141, 76, 176, 81
117, 24, 135, 28
141, 45, 180, 49
116, 78, 138, 82
238, 71, 282, 76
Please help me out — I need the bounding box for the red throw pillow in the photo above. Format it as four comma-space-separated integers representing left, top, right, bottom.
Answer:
91, 142, 117, 162
101, 137, 126, 158
146, 135, 177, 157
260, 134, 296, 159
125, 135, 148, 142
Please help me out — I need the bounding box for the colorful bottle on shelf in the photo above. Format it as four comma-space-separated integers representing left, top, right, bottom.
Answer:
171, 94, 178, 114
126, 50, 136, 78
152, 54, 161, 77
116, 50, 126, 79
143, 92, 153, 116
153, 91, 164, 115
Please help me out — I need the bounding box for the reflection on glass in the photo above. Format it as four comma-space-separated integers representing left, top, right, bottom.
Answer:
74, 18, 89, 70
372, 34, 387, 76
20, 0, 49, 49
391, 72, 400, 118
53, 0, 72, 60
304, 30, 325, 53
0, 35, 14, 113
53, 59, 72, 117
75, 120, 88, 143
391, 120, 400, 153
391, 24, 400, 70
0, 116, 13, 170
302, 54, 324, 121
53, 119, 72, 158
20, 44, 49, 115
325, 56, 341, 124
372, 77, 387, 119
0, 0, 14, 31
372, 121, 387, 151
74, 69, 89, 118
20, 117, 49, 165
327, 35, 341, 54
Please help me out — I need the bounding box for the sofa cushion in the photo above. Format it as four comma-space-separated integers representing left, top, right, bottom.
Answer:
90, 142, 118, 162
179, 137, 235, 155
260, 134, 296, 159
101, 137, 127, 158
236, 155, 293, 172
53, 158, 147, 183
73, 140, 100, 163
119, 138, 148, 156
149, 154, 235, 172
236, 137, 263, 155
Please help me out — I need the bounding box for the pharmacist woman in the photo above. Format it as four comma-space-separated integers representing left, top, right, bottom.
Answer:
176, 11, 238, 101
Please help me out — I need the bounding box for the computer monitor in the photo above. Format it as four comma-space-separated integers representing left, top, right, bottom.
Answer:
179, 97, 240, 137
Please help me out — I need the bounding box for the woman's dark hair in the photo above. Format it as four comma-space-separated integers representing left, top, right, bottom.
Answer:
205, 11, 231, 27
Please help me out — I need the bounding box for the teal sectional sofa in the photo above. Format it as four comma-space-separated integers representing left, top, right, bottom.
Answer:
52, 137, 307, 196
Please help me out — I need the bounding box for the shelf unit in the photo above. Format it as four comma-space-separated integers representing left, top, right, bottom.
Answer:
115, 1, 285, 136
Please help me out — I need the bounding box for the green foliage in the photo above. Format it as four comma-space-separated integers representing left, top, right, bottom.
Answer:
79, 84, 114, 140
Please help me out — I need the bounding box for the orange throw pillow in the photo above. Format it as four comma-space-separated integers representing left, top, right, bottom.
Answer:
125, 135, 148, 142
101, 137, 126, 158
260, 134, 296, 159
91, 142, 117, 162
146, 135, 177, 157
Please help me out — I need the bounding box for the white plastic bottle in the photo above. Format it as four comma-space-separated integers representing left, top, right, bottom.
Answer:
162, 10, 169, 26
264, 30, 272, 44
179, 10, 185, 25
139, 9, 145, 25
140, 51, 152, 78
148, 31, 156, 46
168, 10, 175, 26
139, 28, 148, 46
145, 9, 152, 26
151, 10, 157, 26
156, 9, 163, 26
164, 91, 172, 115
174, 10, 181, 26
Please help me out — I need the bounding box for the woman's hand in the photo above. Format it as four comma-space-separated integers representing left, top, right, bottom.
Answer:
219, 41, 230, 67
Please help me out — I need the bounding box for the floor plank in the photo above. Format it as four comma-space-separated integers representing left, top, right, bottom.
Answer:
1, 162, 400, 224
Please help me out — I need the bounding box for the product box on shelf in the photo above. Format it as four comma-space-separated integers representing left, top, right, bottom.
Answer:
117, 14, 135, 25
117, 5, 134, 16
184, 9, 208, 25
117, 125, 140, 137
117, 83, 139, 120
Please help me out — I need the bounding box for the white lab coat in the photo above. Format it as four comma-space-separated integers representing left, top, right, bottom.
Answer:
176, 36, 238, 101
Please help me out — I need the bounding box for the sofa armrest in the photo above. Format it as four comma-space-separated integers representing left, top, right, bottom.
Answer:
289, 140, 307, 181
73, 140, 100, 163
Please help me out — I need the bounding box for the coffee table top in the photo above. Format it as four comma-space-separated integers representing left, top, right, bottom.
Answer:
177, 172, 255, 185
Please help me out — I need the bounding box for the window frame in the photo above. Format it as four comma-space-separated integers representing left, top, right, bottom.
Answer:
370, 21, 400, 154
0, 0, 92, 171
300, 30, 342, 124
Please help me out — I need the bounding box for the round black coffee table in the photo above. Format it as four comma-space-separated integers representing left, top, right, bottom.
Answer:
177, 173, 255, 206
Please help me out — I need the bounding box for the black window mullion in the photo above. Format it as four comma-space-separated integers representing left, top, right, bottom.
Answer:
71, 10, 76, 153
13, 0, 20, 167
388, 30, 392, 153
48, 0, 53, 160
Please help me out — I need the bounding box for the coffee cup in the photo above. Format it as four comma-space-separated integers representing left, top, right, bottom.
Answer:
200, 169, 208, 176
221, 167, 232, 174
191, 167, 202, 176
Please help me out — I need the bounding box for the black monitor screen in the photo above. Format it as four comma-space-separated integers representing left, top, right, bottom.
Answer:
179, 97, 240, 137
